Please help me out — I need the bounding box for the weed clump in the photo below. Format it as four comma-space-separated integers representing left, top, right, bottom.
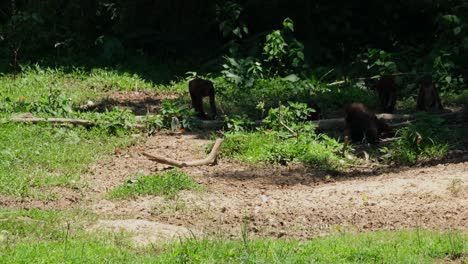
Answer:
108, 169, 200, 199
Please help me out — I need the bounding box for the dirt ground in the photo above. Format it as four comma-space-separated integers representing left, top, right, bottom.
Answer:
80, 133, 467, 242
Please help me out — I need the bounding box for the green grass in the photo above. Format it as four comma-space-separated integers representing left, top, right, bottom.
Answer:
0, 65, 185, 112
221, 129, 345, 170
0, 208, 155, 263
384, 113, 452, 165
0, 209, 466, 264
156, 231, 467, 263
107, 169, 200, 199
0, 123, 135, 199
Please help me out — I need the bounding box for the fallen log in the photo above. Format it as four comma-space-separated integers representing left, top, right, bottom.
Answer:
10, 116, 95, 126
142, 138, 224, 167
8, 114, 146, 130
312, 111, 465, 131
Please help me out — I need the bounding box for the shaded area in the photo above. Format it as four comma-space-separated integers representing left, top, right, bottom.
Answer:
80, 90, 181, 115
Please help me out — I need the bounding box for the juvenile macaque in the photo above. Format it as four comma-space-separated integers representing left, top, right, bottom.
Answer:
344, 103, 390, 144
376, 75, 397, 113
416, 75, 443, 111
367, 75, 397, 113
306, 100, 322, 121
188, 78, 217, 119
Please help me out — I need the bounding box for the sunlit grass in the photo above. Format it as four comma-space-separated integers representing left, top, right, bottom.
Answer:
107, 169, 201, 199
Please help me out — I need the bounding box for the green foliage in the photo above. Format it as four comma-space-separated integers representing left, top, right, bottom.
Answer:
220, 18, 306, 88
383, 114, 449, 165
144, 114, 165, 135
263, 18, 306, 76
29, 89, 74, 118
89, 108, 136, 136
221, 56, 263, 87
315, 84, 379, 111
224, 114, 255, 132
222, 103, 344, 169
355, 49, 398, 76
159, 99, 197, 130
216, 1, 248, 40
107, 169, 200, 199
214, 76, 321, 118
262, 102, 316, 131
432, 52, 466, 95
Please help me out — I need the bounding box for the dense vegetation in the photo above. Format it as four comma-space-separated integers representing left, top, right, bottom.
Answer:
0, 1, 467, 83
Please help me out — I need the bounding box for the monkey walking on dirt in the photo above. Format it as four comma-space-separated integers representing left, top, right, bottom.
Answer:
188, 78, 217, 119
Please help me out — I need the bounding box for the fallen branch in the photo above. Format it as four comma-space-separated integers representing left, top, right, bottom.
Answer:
142, 138, 224, 167
8, 114, 146, 130
10, 115, 93, 126
312, 111, 465, 131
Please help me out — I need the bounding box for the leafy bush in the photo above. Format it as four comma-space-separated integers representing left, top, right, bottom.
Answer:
224, 114, 255, 132
214, 76, 320, 118
222, 128, 344, 169
221, 104, 344, 169
107, 169, 200, 199
383, 114, 450, 165
159, 99, 197, 130
262, 102, 316, 130
314, 84, 379, 111
86, 108, 136, 136
263, 18, 306, 76
29, 89, 74, 117
221, 56, 263, 88
354, 49, 398, 76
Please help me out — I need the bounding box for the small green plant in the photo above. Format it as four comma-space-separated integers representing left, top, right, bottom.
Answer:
262, 102, 316, 131
160, 99, 197, 130
224, 114, 255, 132
107, 169, 200, 199
91, 108, 136, 136
384, 114, 449, 165
221, 56, 263, 87
263, 18, 306, 76
144, 114, 164, 135
355, 49, 398, 76
29, 89, 74, 117
433, 52, 465, 95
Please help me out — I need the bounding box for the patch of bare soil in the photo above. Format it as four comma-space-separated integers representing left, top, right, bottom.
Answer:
84, 90, 181, 115
84, 133, 468, 240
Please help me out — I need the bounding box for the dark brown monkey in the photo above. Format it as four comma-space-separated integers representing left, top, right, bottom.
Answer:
416, 75, 443, 111
188, 78, 217, 119
375, 75, 397, 113
306, 100, 322, 121
376, 75, 397, 113
344, 103, 390, 144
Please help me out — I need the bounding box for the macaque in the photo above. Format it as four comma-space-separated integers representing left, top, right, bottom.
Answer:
374, 75, 397, 113
376, 75, 397, 113
344, 103, 390, 144
188, 78, 217, 119
306, 100, 322, 121
416, 75, 443, 111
